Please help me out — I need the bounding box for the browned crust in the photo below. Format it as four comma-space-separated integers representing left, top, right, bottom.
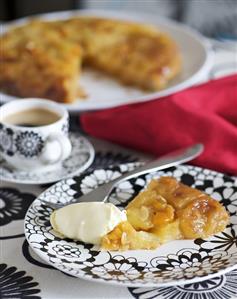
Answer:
0, 18, 182, 103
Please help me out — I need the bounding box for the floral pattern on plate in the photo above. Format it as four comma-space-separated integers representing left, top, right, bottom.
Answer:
24, 164, 237, 287
129, 269, 237, 299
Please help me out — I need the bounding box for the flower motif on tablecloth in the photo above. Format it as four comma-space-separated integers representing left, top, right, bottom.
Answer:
0, 188, 35, 227
89, 255, 146, 282
195, 228, 237, 252
15, 131, 43, 157
0, 264, 41, 298
0, 125, 15, 156
128, 269, 237, 299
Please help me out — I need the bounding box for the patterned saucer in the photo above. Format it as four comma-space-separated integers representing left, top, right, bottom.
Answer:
0, 132, 95, 185
24, 164, 237, 287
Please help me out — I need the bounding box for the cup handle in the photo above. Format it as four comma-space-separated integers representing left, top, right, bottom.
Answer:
40, 133, 72, 165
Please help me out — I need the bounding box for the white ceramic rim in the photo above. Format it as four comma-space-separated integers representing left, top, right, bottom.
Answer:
0, 98, 68, 130
23, 164, 237, 287
0, 9, 213, 112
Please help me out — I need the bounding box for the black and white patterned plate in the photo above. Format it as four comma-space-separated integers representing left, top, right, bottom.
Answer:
0, 132, 95, 185
24, 164, 237, 287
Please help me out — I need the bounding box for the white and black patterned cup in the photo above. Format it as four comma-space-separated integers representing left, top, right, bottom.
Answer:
0, 99, 72, 172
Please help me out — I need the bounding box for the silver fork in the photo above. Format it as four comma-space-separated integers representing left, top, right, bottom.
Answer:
40, 143, 204, 210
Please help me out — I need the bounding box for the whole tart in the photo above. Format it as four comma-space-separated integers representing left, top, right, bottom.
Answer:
0, 17, 181, 103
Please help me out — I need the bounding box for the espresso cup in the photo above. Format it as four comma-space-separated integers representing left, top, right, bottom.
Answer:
0, 99, 72, 172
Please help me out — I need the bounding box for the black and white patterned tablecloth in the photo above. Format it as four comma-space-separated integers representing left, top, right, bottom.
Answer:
1, 46, 237, 299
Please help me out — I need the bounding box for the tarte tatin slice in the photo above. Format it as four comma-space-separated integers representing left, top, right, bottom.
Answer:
102, 177, 229, 250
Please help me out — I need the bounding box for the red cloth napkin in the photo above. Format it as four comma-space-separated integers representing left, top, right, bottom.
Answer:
81, 74, 237, 175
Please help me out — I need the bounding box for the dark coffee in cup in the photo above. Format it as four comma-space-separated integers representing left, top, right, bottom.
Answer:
2, 108, 61, 127
0, 99, 72, 172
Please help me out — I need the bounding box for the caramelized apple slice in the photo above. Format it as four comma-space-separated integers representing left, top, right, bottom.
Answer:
177, 196, 229, 239
126, 183, 175, 231
101, 221, 160, 251
154, 176, 205, 209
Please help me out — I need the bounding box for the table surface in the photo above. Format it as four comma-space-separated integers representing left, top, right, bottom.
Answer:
1, 43, 237, 299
